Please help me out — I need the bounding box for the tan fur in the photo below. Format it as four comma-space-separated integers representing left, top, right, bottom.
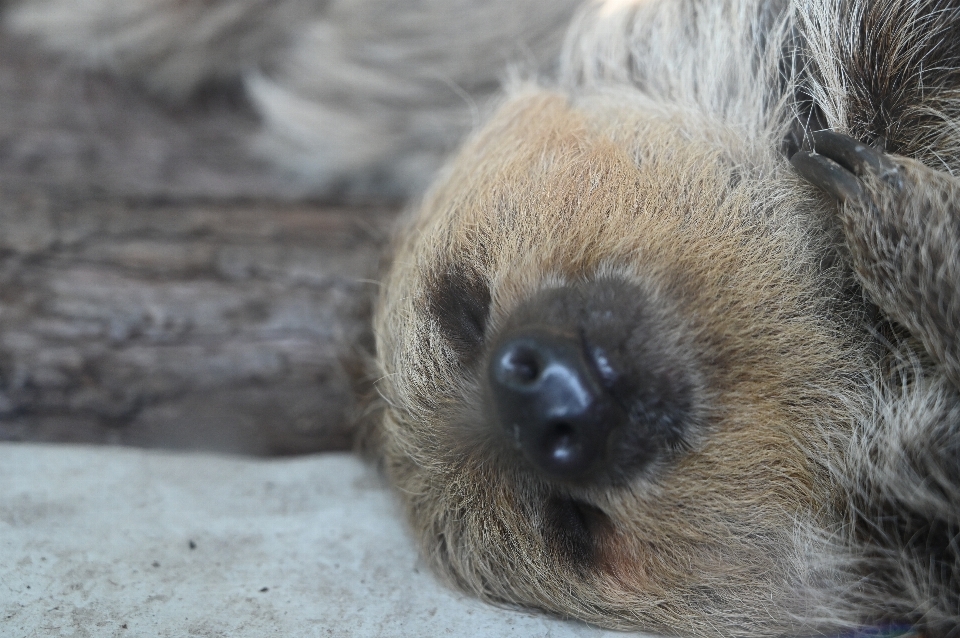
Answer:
376, 86, 869, 635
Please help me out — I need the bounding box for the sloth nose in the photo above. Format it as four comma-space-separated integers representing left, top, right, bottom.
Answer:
489, 330, 628, 481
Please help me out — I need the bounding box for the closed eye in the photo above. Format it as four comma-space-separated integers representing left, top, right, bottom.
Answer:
426, 264, 491, 364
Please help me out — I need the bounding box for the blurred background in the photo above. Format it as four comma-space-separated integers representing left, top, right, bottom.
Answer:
0, 32, 396, 455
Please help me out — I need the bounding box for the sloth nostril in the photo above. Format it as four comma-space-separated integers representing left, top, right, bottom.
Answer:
498, 346, 542, 386
544, 422, 580, 465
489, 329, 626, 481
486, 280, 698, 485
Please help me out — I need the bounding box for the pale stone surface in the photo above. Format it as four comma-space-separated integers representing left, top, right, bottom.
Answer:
0, 444, 642, 637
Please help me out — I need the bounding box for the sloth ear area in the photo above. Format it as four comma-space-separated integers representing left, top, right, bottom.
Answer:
426, 265, 492, 364
791, 130, 903, 203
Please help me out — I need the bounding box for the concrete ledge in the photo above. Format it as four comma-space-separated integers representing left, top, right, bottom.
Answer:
0, 444, 638, 637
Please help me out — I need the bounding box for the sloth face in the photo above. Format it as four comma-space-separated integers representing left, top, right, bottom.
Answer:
374, 91, 869, 634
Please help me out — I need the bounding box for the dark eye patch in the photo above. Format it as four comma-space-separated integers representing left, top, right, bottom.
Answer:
544, 495, 607, 569
426, 264, 491, 364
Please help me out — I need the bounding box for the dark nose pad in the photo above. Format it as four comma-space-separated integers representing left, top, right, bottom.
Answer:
489, 331, 628, 481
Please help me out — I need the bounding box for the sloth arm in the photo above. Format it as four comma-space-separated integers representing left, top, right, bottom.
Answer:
792, 132, 960, 390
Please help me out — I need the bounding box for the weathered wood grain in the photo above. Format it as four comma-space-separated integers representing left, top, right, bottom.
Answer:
0, 34, 399, 454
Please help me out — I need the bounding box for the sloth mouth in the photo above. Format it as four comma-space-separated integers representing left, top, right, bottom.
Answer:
484, 278, 700, 486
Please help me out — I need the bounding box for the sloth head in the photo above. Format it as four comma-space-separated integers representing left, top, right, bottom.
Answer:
374, 90, 867, 634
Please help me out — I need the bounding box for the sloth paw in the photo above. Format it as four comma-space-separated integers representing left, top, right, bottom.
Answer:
792, 130, 960, 390
790, 131, 903, 204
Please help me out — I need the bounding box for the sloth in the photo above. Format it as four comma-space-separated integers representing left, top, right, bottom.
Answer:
374, 0, 960, 635
7, 0, 960, 635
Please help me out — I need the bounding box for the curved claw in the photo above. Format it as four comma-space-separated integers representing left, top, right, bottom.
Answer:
811, 131, 901, 187
791, 150, 865, 204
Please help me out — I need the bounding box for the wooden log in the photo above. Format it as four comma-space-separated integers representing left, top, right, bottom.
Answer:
0, 35, 399, 454
0, 191, 397, 454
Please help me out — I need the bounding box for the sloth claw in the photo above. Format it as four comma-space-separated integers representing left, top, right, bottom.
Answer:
811, 131, 900, 181
790, 150, 865, 203
792, 131, 903, 203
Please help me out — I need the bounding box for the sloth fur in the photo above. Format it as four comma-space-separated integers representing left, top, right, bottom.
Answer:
7, 0, 960, 635
375, 0, 960, 634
